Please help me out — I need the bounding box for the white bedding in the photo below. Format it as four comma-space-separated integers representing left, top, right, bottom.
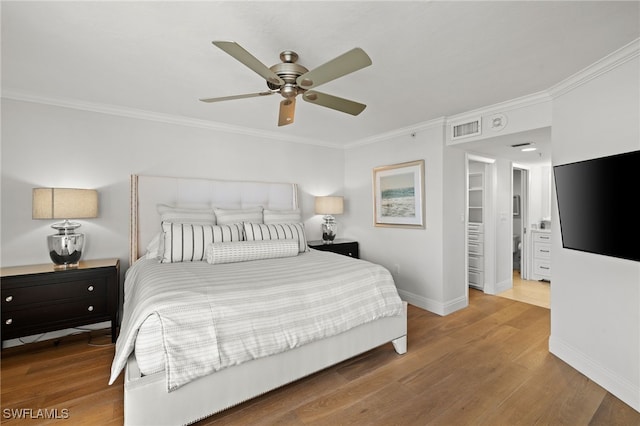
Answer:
109, 250, 403, 392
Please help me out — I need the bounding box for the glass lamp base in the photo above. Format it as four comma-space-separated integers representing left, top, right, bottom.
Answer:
47, 232, 84, 267
321, 219, 337, 244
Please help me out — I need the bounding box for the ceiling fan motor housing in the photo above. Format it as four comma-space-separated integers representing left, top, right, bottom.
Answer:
267, 52, 309, 97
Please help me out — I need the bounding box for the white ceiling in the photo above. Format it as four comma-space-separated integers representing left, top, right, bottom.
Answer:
2, 1, 639, 156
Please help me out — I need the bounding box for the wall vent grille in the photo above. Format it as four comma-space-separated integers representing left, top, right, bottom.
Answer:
451, 118, 481, 140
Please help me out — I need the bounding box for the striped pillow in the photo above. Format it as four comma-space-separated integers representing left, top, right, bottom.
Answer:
157, 204, 216, 224
263, 209, 302, 224
214, 207, 263, 225
160, 222, 243, 263
205, 240, 299, 265
243, 222, 308, 253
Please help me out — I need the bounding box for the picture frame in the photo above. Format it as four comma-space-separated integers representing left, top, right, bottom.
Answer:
373, 159, 425, 228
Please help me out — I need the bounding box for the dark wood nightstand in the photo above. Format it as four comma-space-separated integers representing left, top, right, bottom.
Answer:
308, 239, 359, 259
1, 258, 120, 344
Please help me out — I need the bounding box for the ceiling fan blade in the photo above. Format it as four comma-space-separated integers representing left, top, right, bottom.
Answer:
199, 91, 275, 103
302, 91, 366, 116
278, 98, 296, 126
212, 41, 285, 86
296, 48, 372, 90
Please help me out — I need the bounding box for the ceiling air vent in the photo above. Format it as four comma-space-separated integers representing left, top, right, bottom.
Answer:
451, 118, 481, 140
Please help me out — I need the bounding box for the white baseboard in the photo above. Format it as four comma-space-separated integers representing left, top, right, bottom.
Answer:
549, 335, 640, 413
494, 278, 512, 295
398, 289, 467, 316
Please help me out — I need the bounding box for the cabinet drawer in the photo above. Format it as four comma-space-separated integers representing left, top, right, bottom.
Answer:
468, 231, 483, 242
2, 297, 107, 333
469, 270, 484, 287
468, 223, 484, 233
468, 241, 484, 255
534, 259, 551, 277
468, 254, 483, 271
534, 242, 551, 259
328, 243, 359, 258
533, 232, 552, 243
2, 277, 107, 309
309, 241, 359, 259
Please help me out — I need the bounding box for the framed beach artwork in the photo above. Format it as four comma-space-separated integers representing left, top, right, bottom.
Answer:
373, 159, 425, 228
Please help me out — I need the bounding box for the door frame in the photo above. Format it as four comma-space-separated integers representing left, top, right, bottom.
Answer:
465, 153, 497, 297
513, 163, 531, 279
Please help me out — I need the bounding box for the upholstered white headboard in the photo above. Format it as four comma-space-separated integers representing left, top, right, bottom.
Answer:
130, 175, 298, 264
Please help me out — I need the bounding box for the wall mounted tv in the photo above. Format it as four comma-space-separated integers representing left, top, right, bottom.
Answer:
553, 150, 639, 262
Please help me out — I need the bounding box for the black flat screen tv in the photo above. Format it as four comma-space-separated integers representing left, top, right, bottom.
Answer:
553, 150, 639, 262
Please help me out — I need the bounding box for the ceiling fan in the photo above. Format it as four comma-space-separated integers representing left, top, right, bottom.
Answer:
200, 41, 372, 126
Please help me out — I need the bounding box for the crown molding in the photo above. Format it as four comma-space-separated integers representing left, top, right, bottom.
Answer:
445, 90, 552, 127
345, 117, 447, 149
0, 89, 343, 149
548, 37, 639, 99
444, 38, 639, 125
4, 38, 638, 151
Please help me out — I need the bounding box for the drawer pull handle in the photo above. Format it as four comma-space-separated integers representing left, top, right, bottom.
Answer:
87, 306, 94, 312
540, 266, 550, 270
87, 285, 94, 292
5, 319, 12, 325
5, 296, 13, 302
540, 250, 550, 253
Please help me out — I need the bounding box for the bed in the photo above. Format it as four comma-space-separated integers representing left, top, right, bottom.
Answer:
110, 175, 408, 426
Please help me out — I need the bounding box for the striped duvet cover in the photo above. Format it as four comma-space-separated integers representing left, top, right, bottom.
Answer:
109, 249, 403, 392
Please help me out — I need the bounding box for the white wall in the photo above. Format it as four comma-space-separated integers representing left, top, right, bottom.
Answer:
549, 54, 640, 411
343, 122, 467, 315
0, 99, 344, 269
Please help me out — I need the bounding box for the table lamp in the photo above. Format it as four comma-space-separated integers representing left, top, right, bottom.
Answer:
315, 196, 344, 244
32, 188, 98, 268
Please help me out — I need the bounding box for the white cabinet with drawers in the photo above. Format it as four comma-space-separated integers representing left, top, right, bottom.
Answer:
468, 223, 484, 289
530, 230, 552, 281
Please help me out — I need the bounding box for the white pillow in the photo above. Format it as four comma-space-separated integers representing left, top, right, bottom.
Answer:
243, 222, 308, 253
263, 209, 302, 224
205, 240, 299, 265
161, 222, 243, 263
157, 204, 216, 224
214, 207, 263, 225
144, 233, 164, 259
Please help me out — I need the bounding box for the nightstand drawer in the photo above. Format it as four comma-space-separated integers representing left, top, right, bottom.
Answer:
3, 297, 107, 331
308, 240, 359, 259
2, 277, 107, 309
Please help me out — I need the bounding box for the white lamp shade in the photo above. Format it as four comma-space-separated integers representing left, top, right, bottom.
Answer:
33, 188, 98, 219
315, 196, 344, 215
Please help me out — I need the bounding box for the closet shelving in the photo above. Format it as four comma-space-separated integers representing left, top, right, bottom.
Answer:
468, 168, 485, 290
468, 172, 484, 224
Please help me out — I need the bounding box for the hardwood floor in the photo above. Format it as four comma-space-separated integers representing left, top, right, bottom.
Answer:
497, 271, 550, 309
2, 290, 638, 425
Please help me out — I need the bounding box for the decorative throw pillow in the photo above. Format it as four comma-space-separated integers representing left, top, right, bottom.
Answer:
214, 206, 263, 225
205, 239, 299, 265
243, 222, 308, 253
157, 204, 216, 224
263, 208, 302, 224
160, 222, 243, 263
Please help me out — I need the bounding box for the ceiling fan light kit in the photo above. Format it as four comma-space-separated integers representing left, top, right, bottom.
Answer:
200, 41, 372, 126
